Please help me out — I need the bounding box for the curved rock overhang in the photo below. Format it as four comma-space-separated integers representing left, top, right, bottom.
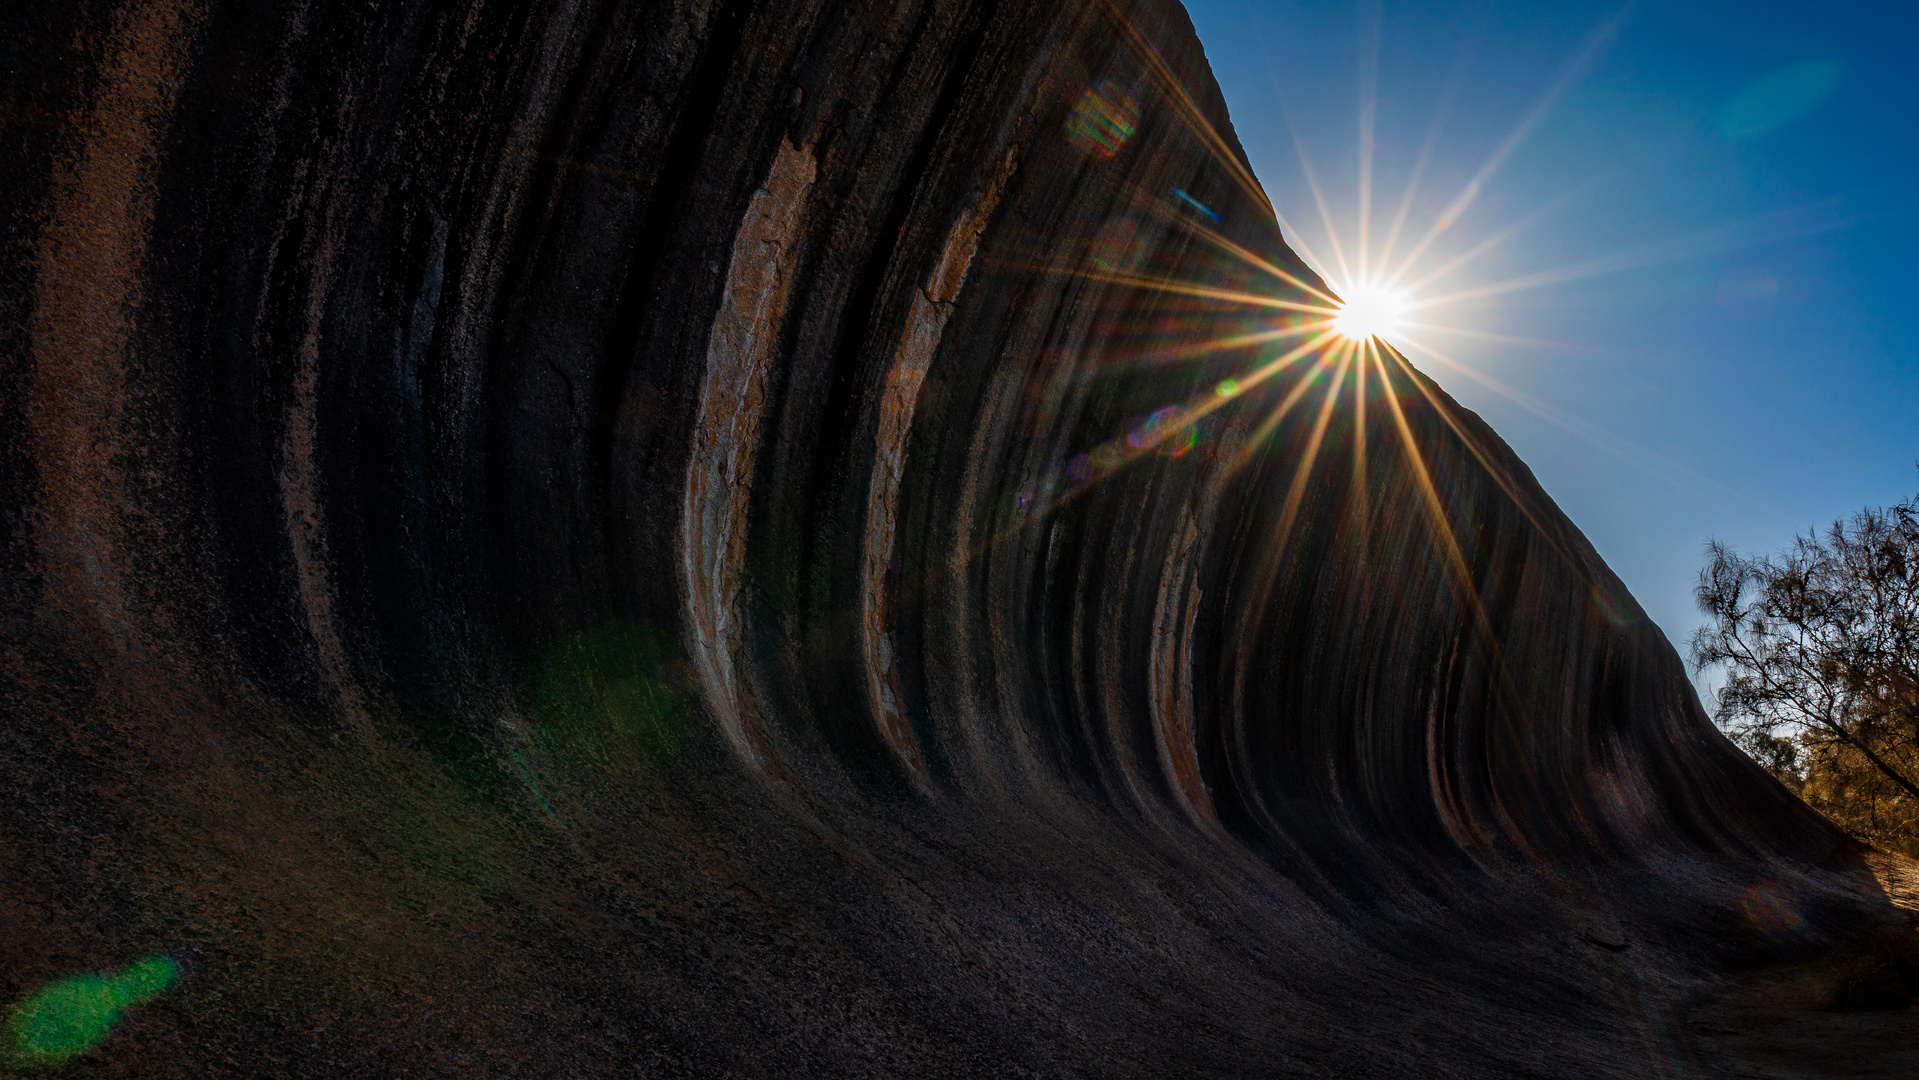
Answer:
0, 0, 1909, 1074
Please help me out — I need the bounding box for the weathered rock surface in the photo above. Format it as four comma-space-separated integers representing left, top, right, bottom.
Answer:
2, 0, 1912, 1075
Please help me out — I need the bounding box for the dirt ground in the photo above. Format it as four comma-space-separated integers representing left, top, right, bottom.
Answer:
1688, 854, 1919, 1079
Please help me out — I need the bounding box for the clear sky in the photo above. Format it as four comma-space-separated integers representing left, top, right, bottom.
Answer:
1181, 0, 1919, 691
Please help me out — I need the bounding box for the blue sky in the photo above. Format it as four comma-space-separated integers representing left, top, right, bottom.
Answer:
1181, 1, 1919, 689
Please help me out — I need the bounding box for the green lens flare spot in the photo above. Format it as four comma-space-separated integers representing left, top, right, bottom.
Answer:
1215, 378, 1240, 398
5, 955, 180, 1069
1717, 60, 1842, 141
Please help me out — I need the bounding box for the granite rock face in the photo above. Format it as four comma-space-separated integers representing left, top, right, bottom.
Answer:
0, 0, 1907, 1075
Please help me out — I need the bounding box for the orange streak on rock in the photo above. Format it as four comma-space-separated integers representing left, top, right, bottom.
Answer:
862, 147, 1019, 778
683, 137, 817, 775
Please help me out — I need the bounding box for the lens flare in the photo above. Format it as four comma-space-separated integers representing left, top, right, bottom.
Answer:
5, 955, 184, 1069
987, 5, 1634, 618
1332, 281, 1409, 342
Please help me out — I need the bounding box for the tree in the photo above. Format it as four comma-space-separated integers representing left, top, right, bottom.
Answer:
1691, 486, 1919, 854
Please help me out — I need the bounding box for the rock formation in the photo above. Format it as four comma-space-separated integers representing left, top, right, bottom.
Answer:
1, 0, 1912, 1074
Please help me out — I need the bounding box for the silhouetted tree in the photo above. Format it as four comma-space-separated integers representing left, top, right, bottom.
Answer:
1692, 486, 1919, 853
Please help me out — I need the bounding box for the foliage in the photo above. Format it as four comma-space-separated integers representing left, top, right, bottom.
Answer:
1691, 486, 1919, 855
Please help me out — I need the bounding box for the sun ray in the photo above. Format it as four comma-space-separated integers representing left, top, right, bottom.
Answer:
1352, 337, 1371, 521
1394, 331, 1606, 430
1142, 323, 1337, 363
1220, 337, 1346, 480
922, 337, 1348, 617
1221, 345, 1361, 867
1374, 344, 1582, 571
1356, 0, 1382, 278
1082, 320, 1339, 372
1372, 346, 1564, 868
1070, 172, 1344, 304
1280, 105, 1355, 286
1066, 266, 1341, 317
1390, 7, 1630, 280
1373, 349, 1472, 595
1391, 333, 1789, 520
1396, 183, 1591, 294
1101, 0, 1275, 218
1377, 42, 1471, 275
1270, 345, 1354, 555
1226, 330, 1343, 402
1396, 321, 1615, 355
1267, 204, 1344, 289
1258, 35, 1356, 284
1172, 214, 1344, 307
1372, 346, 1699, 842
1405, 201, 1856, 311
959, 328, 1346, 581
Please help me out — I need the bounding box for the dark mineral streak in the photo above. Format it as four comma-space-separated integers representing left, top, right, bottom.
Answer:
1, 0, 1912, 1075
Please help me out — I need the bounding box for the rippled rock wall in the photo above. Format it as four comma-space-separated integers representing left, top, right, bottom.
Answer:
1, 0, 1905, 1074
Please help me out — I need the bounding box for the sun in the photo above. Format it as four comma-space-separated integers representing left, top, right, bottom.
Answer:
1332, 281, 1409, 342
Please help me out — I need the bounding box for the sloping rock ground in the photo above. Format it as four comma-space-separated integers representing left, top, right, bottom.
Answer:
1, 0, 1914, 1075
